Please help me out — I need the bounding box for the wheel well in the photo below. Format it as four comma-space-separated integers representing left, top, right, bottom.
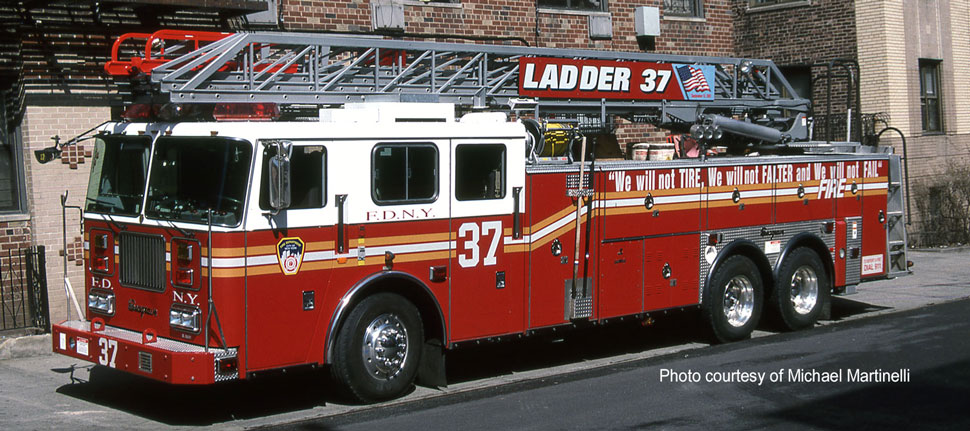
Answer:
712, 240, 774, 291
777, 234, 834, 290
326, 272, 446, 364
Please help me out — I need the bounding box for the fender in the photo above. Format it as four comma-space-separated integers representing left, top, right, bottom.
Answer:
324, 270, 447, 363
773, 232, 834, 286
705, 239, 773, 295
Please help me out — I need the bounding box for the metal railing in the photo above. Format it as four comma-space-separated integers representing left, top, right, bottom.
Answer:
0, 246, 49, 333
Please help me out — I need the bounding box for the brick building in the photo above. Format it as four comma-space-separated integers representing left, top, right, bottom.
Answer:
734, 0, 970, 244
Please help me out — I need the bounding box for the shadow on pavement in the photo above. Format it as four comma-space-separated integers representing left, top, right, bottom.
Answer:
829, 296, 891, 321
50, 295, 891, 425
55, 365, 342, 426
767, 359, 970, 430
445, 310, 708, 384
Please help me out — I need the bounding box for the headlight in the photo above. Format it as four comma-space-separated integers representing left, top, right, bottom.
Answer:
87, 289, 115, 315
170, 304, 201, 333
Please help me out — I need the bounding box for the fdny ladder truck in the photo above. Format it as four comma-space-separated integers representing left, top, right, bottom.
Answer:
51, 31, 909, 402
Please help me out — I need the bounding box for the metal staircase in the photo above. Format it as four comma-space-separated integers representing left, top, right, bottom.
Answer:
109, 31, 810, 126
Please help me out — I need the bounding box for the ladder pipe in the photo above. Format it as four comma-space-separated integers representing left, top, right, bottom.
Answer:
571, 136, 588, 301
580, 134, 596, 299
876, 127, 911, 225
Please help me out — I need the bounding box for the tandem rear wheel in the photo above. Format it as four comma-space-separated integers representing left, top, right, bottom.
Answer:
702, 255, 764, 343
331, 293, 424, 403
771, 247, 829, 331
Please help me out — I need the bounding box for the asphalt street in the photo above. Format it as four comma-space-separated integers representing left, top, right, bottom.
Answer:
0, 248, 968, 430
297, 298, 970, 431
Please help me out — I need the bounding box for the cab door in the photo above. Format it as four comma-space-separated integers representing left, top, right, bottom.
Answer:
245, 141, 334, 369
449, 139, 527, 341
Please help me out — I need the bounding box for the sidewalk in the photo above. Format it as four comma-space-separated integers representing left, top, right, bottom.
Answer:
0, 329, 50, 360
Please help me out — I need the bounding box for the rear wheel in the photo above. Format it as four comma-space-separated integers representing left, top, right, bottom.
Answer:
331, 293, 423, 403
773, 247, 827, 330
702, 255, 764, 343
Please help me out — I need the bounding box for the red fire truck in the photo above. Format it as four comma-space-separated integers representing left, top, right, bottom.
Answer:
51, 31, 909, 402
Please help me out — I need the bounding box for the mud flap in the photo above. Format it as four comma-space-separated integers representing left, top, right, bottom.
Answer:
416, 338, 447, 389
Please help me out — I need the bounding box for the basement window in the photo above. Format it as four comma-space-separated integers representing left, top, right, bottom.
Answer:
539, 1, 608, 12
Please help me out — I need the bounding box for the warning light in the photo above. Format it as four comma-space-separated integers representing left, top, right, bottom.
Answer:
213, 103, 280, 121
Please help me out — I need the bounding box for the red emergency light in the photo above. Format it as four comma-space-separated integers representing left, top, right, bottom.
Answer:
212, 103, 280, 121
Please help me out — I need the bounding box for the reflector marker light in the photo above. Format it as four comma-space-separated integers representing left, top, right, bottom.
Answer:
170, 304, 202, 333
88, 288, 116, 315
90, 230, 114, 275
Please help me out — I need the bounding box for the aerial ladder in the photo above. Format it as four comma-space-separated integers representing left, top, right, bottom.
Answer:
103, 30, 907, 276
106, 30, 812, 145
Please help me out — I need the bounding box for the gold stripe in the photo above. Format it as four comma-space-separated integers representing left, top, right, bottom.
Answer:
706, 184, 773, 193
353, 232, 451, 247
707, 197, 773, 208
603, 202, 700, 216
604, 188, 700, 199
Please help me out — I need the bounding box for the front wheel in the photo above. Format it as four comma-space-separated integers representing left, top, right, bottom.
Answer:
773, 247, 828, 331
702, 255, 764, 343
331, 293, 423, 403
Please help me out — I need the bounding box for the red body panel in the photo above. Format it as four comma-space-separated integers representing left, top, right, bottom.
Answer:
56, 152, 897, 385
861, 160, 889, 278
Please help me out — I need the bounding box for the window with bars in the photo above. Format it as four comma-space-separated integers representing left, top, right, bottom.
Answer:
539, 0, 608, 12
748, 0, 806, 7
665, 0, 704, 18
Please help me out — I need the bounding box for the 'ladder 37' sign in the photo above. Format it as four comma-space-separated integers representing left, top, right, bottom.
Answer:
518, 57, 714, 101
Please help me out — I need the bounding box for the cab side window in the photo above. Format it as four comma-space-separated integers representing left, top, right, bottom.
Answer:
455, 144, 506, 201
260, 145, 327, 210
372, 143, 438, 204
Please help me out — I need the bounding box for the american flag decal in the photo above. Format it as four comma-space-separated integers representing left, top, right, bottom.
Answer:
677, 65, 710, 92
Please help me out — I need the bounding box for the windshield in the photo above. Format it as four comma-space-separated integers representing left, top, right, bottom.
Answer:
144, 137, 252, 226
85, 135, 151, 216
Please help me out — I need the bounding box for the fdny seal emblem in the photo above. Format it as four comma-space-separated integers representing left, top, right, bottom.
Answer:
277, 237, 305, 276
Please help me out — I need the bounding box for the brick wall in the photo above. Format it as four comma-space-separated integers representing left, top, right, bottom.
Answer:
733, 0, 858, 121
22, 106, 108, 323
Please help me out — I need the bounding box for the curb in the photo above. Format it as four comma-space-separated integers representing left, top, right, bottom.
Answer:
0, 334, 52, 360
912, 246, 970, 253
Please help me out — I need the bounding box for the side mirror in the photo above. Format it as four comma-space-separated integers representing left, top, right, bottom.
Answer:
266, 141, 292, 213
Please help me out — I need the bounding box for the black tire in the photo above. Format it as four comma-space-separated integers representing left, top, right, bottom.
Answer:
331, 293, 423, 403
702, 255, 764, 343
772, 247, 828, 331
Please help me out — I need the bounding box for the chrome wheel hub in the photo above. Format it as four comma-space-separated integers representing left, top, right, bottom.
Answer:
723, 275, 755, 328
362, 313, 409, 380
789, 265, 819, 315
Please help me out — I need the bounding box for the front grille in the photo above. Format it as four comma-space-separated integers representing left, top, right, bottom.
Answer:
119, 232, 166, 291
138, 351, 153, 373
